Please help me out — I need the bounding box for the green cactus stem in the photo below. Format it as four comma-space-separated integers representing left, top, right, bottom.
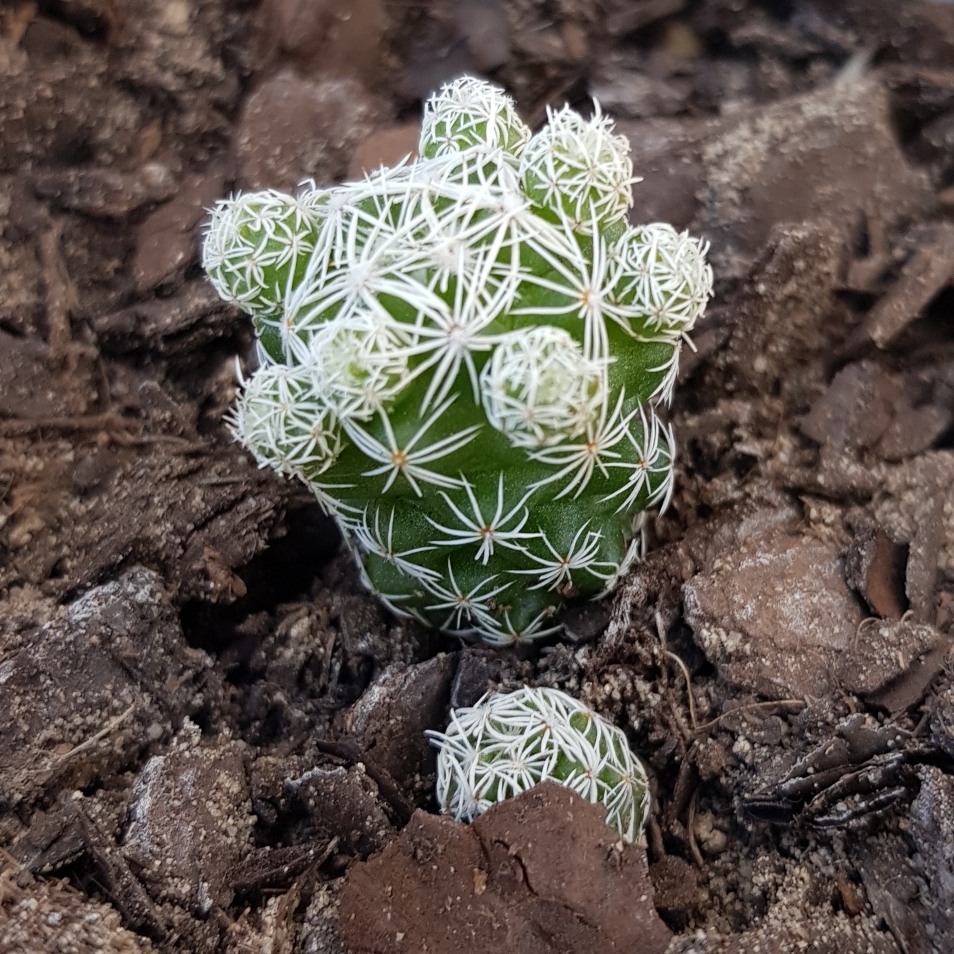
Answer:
202, 76, 712, 645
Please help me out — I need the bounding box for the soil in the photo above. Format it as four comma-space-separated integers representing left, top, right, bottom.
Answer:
2, 1, 954, 953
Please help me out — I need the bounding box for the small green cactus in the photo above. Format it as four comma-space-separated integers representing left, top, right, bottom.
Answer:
202, 76, 712, 645
427, 686, 650, 842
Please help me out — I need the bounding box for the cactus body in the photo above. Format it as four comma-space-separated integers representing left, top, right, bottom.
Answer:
428, 686, 650, 842
203, 76, 712, 645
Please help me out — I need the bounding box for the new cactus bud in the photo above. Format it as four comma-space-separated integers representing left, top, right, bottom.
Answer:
427, 686, 651, 843
203, 76, 712, 645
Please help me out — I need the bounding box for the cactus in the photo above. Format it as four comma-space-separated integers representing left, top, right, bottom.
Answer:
427, 686, 650, 842
202, 76, 712, 645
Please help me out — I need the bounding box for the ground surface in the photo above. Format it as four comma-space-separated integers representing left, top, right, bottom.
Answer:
2, 1, 954, 952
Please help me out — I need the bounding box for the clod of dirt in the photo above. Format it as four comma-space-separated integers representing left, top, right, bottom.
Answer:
910, 766, 954, 949
111, 0, 238, 127
591, 66, 692, 120
617, 116, 717, 229
0, 567, 217, 811
694, 77, 934, 279
650, 854, 703, 924
454, 0, 512, 72
879, 399, 952, 463
347, 122, 421, 180
857, 834, 932, 954
233, 70, 385, 191
0, 177, 44, 334
398, 0, 513, 101
875, 453, 954, 621
930, 683, 954, 760
0, 35, 142, 173
339, 782, 672, 954
606, 0, 687, 36
93, 280, 241, 356
865, 223, 954, 348
260, 0, 387, 85
345, 654, 456, 792
0, 329, 93, 419
837, 618, 943, 696
287, 763, 394, 857
449, 645, 533, 708
667, 859, 900, 954
684, 528, 864, 699
0, 856, 157, 954
835, 2, 954, 70
844, 526, 908, 619
300, 879, 348, 954
799, 362, 901, 457
131, 172, 227, 294
0, 430, 287, 601
719, 223, 844, 398
122, 722, 252, 913
32, 165, 177, 220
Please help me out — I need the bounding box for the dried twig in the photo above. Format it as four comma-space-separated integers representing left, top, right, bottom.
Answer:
694, 699, 806, 734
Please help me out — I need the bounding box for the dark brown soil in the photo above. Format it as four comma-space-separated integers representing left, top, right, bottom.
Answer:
2, 2, 954, 952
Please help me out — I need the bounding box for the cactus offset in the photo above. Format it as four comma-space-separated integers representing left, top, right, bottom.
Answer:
203, 76, 712, 645
428, 686, 651, 842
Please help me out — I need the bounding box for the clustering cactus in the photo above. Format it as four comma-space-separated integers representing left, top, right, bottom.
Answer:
427, 686, 650, 842
202, 76, 712, 645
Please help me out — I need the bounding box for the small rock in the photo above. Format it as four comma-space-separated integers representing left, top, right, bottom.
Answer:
865, 223, 954, 348
650, 854, 701, 916
0, 567, 215, 811
844, 526, 908, 620
347, 122, 420, 180
0, 861, 159, 954
684, 528, 864, 699
132, 172, 226, 293
837, 877, 867, 918
288, 764, 393, 857
837, 618, 942, 695
694, 77, 934, 280
234, 70, 384, 191
910, 767, 954, 950
346, 655, 455, 791
591, 67, 691, 119
122, 723, 252, 913
262, 0, 386, 86
33, 164, 177, 219
799, 362, 901, 455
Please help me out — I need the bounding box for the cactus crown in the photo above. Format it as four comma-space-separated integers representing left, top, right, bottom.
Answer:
427, 686, 651, 843
202, 76, 712, 645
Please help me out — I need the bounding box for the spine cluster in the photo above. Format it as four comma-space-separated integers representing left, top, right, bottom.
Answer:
203, 76, 712, 645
